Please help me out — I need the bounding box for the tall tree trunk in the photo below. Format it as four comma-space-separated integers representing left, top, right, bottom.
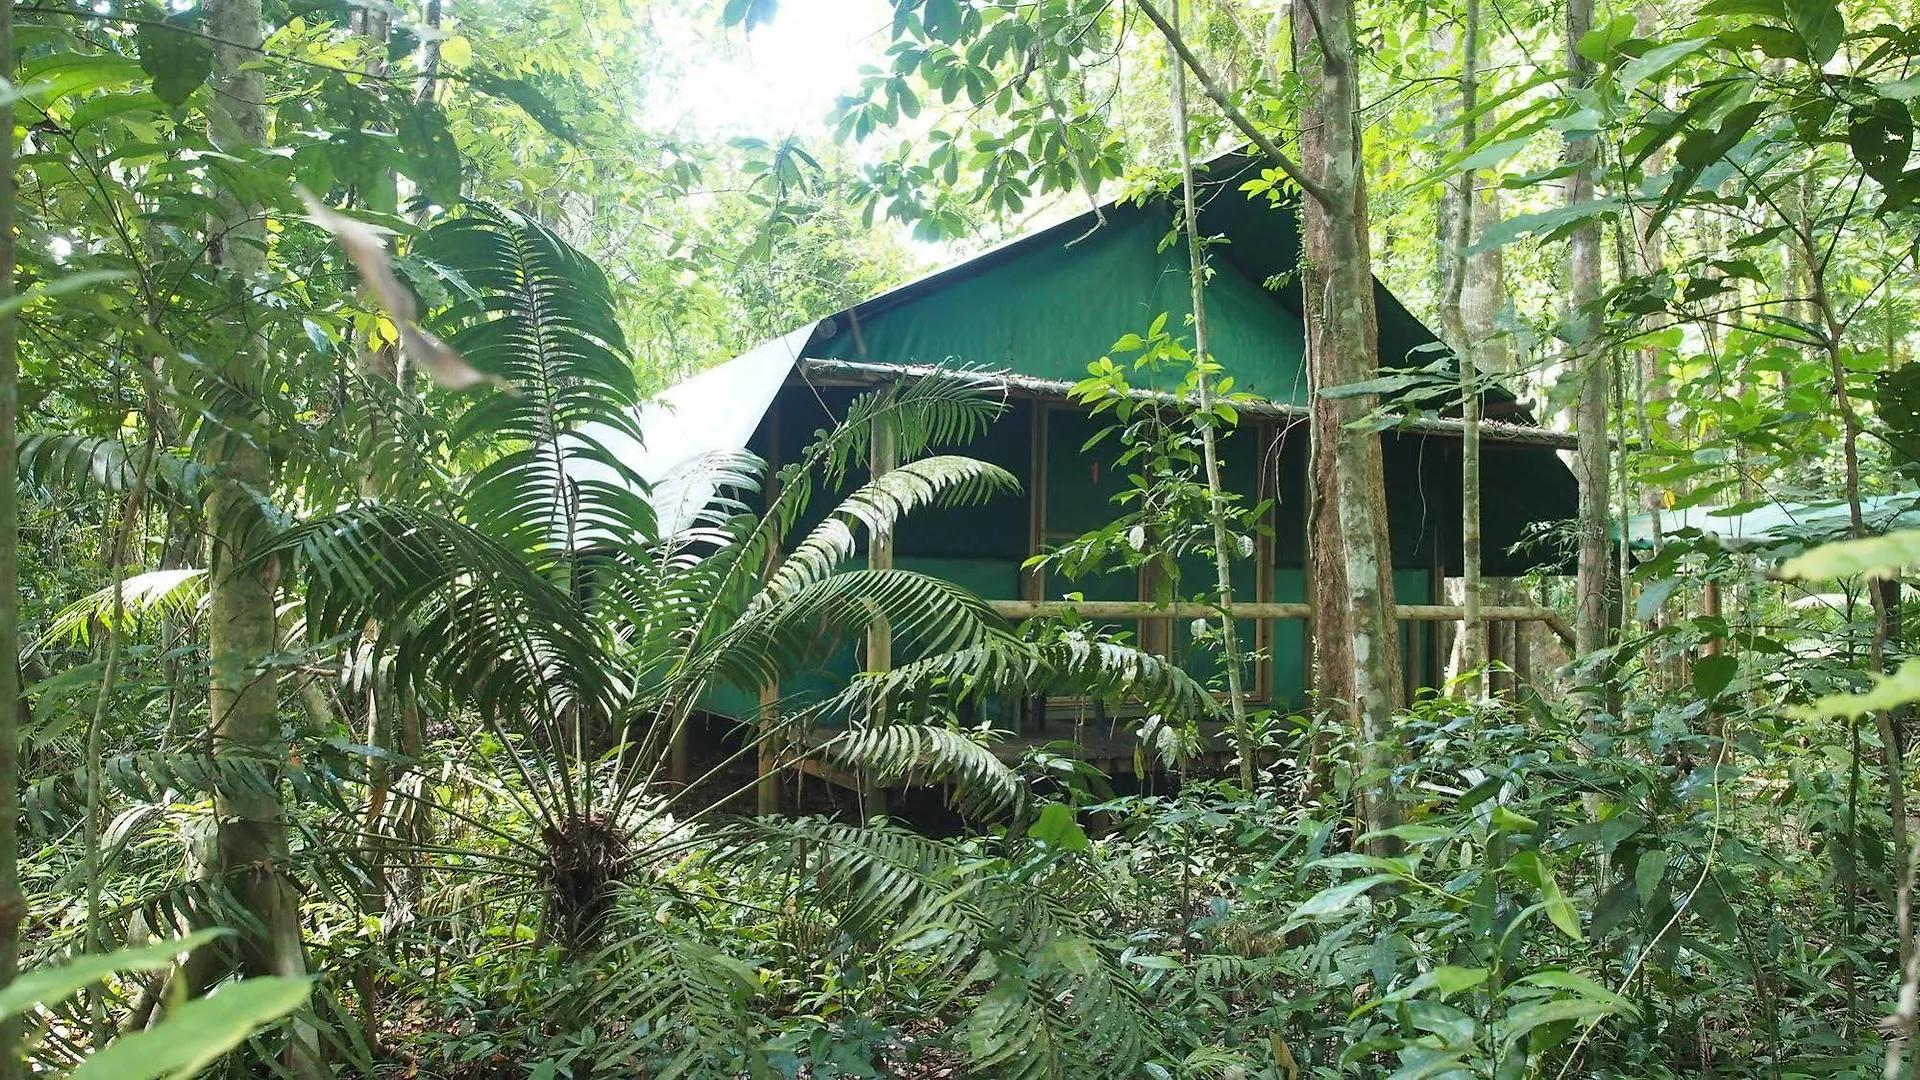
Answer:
1169, 10, 1256, 791
1566, 0, 1610, 665
1294, 0, 1403, 839
1438, 0, 1485, 698
1806, 240, 1916, 1054
0, 0, 23, 1069
203, 0, 320, 1070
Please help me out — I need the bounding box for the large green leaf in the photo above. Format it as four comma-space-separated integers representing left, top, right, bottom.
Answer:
1778, 528, 1920, 579
1292, 874, 1400, 920
1467, 198, 1621, 254
1692, 653, 1738, 699
1849, 98, 1914, 189
70, 976, 312, 1080
0, 930, 229, 1021
1783, 0, 1844, 63
397, 100, 464, 205
1508, 851, 1582, 941
135, 17, 213, 107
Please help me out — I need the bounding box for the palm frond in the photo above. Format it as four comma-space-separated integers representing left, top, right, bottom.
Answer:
762, 375, 1008, 546
39, 568, 209, 650
697, 568, 1011, 697
762, 454, 1019, 603
816, 723, 1025, 818
16, 434, 195, 499
562, 895, 767, 1078
706, 818, 1164, 1078
415, 206, 654, 553
265, 504, 620, 785
822, 630, 1221, 727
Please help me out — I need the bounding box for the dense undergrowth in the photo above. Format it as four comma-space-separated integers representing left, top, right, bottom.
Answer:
283, 669, 1892, 1079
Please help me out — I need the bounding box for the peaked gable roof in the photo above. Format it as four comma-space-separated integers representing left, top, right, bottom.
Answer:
799, 153, 1494, 411
573, 156, 1567, 541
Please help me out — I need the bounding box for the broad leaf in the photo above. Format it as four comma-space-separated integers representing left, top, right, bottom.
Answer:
135, 18, 213, 107
1692, 653, 1737, 699
0, 931, 229, 1021
1849, 98, 1914, 189
1784, 0, 1844, 63
1293, 874, 1399, 920
71, 976, 312, 1080
1508, 851, 1582, 941
1778, 528, 1920, 579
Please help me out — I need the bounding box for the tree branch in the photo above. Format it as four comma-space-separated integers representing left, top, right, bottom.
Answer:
1133, 0, 1333, 209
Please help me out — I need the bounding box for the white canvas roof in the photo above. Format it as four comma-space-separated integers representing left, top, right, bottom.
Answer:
559, 320, 820, 543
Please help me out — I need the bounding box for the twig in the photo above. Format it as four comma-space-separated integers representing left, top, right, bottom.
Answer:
1133, 0, 1333, 209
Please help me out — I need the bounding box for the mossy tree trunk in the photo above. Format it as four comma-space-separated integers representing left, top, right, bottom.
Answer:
203, 0, 320, 1070
0, 0, 23, 1070
1294, 0, 1403, 840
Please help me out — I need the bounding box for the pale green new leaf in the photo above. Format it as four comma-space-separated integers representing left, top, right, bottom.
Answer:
1291, 874, 1399, 921
70, 976, 312, 1080
0, 930, 229, 1021
1514, 970, 1638, 1015
1494, 996, 1632, 1051
1777, 528, 1920, 580
41, 568, 209, 649
1791, 658, 1920, 719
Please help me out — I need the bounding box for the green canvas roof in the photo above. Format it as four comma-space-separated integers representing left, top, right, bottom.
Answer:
801, 154, 1503, 409
568, 153, 1577, 556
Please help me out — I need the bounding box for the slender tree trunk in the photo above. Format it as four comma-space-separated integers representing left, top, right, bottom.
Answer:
1169, 14, 1256, 791
1566, 0, 1610, 665
1808, 244, 1915, 1046
0, 0, 23, 1068
1438, 0, 1485, 698
204, 0, 321, 1071
1294, 0, 1402, 840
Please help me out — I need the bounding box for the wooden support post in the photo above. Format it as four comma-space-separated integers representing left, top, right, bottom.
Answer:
670, 717, 689, 786
756, 687, 781, 815
757, 404, 783, 815
863, 417, 894, 818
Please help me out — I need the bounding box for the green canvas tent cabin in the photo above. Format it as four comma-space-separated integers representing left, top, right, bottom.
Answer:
572, 155, 1580, 790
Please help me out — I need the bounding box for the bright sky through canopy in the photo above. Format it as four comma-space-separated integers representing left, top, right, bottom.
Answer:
670, 0, 896, 137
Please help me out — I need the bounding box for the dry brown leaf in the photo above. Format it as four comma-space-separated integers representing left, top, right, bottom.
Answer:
298, 188, 515, 395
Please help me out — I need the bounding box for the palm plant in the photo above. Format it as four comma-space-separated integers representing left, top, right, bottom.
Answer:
265, 204, 1215, 951
14, 204, 1218, 1077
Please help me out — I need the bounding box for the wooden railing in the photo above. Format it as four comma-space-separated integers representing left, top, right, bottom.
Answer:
983, 599, 1574, 647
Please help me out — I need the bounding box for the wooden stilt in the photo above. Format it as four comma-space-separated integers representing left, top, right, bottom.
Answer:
758, 405, 784, 815
862, 416, 895, 819
756, 687, 781, 815
669, 721, 689, 786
